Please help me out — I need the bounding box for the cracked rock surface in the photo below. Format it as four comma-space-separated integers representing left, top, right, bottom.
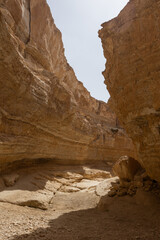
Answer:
0, 162, 113, 210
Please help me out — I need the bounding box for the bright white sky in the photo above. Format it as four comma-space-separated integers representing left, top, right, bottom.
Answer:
47, 0, 129, 102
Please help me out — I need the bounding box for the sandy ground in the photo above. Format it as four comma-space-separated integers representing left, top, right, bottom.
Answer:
0, 163, 160, 240
1, 199, 160, 240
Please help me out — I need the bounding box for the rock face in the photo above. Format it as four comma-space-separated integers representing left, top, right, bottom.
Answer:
99, 0, 160, 181
0, 163, 113, 210
0, 0, 134, 171
113, 156, 142, 181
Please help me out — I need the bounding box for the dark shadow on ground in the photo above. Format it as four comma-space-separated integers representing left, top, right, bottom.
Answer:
10, 201, 160, 240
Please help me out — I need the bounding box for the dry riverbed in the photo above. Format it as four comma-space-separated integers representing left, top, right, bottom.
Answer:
0, 162, 160, 240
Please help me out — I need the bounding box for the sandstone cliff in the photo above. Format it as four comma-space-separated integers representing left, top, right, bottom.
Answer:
0, 0, 134, 171
99, 0, 160, 181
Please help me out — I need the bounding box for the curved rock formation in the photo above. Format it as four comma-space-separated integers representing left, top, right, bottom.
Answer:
0, 0, 134, 171
99, 0, 160, 181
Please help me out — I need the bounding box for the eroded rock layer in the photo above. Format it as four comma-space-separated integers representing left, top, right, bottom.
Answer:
99, 0, 160, 181
0, 0, 134, 170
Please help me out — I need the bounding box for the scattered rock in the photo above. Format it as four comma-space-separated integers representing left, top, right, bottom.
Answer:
59, 186, 80, 193
53, 171, 83, 180
83, 167, 112, 180
143, 180, 153, 192
117, 187, 127, 197
107, 169, 160, 198
74, 179, 100, 191
120, 180, 131, 188
127, 184, 137, 196
95, 177, 119, 196
3, 173, 19, 187
108, 189, 117, 197
0, 189, 52, 210
134, 180, 143, 188
19, 200, 48, 210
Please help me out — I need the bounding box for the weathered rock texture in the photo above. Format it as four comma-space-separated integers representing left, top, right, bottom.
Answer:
0, 0, 134, 171
99, 0, 160, 181
113, 156, 142, 181
0, 162, 113, 210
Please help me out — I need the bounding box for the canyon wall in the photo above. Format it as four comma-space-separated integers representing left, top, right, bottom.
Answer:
99, 0, 160, 181
0, 0, 134, 171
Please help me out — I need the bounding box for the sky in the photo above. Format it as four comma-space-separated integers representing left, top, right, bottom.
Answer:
47, 0, 129, 102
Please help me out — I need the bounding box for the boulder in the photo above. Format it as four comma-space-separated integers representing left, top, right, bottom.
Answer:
3, 173, 19, 187
95, 177, 119, 196
113, 156, 142, 181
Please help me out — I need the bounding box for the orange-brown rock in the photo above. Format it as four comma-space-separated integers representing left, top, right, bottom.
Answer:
99, 0, 160, 181
113, 156, 142, 182
0, 0, 134, 171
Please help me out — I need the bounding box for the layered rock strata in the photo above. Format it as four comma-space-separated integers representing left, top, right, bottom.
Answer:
99, 0, 160, 181
0, 0, 134, 171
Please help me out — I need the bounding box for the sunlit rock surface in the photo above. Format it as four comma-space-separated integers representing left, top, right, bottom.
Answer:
99, 0, 160, 181
0, 0, 134, 171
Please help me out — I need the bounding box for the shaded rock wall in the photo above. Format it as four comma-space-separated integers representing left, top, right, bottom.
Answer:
0, 0, 134, 171
99, 0, 160, 181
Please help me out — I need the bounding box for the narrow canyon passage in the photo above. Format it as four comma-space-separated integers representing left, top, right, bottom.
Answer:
0, 0, 160, 239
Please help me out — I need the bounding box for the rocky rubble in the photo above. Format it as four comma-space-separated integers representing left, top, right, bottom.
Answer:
107, 156, 160, 198
3, 173, 19, 187
108, 171, 160, 198
99, 0, 160, 181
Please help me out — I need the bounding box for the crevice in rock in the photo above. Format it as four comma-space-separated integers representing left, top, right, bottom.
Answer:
25, 0, 31, 44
